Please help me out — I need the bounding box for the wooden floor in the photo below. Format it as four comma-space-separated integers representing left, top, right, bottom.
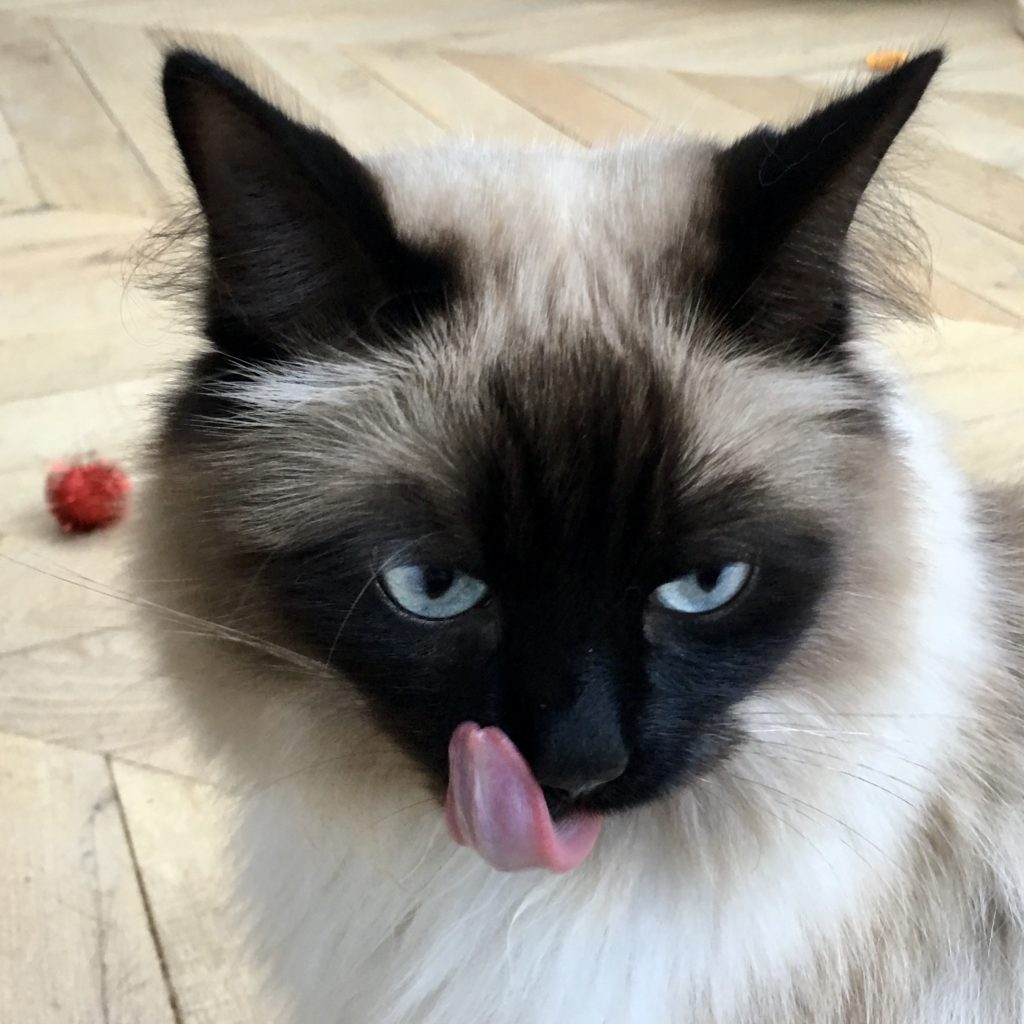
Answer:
1, 1, 1023, 1020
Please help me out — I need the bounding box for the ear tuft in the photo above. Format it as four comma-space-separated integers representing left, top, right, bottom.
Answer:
159, 49, 453, 359
162, 49, 264, 192
706, 49, 943, 358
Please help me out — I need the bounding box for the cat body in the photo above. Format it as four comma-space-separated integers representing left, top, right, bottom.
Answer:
139, 50, 1024, 1022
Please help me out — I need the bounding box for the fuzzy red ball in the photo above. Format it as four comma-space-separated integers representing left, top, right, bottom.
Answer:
46, 460, 131, 533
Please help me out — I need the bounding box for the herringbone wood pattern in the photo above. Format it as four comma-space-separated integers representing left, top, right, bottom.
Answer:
1, 1, 1022, 1019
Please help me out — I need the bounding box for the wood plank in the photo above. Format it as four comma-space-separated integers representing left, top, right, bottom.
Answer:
434, 1, 697, 57
948, 90, 1024, 132
40, 0, 537, 44
930, 274, 1022, 328
0, 514, 138, 653
115, 761, 286, 1023
0, 318, 196, 404
0, 104, 38, 212
549, 3, 1008, 72
0, 627, 211, 780
891, 318, 1024, 481
909, 138, 1024, 246
239, 0, 561, 45
10, 0, 381, 28
924, 95, 1024, 177
913, 364, 1024, 431
449, 51, 650, 144
674, 70, 814, 124
0, 207, 149, 248
909, 193, 1024, 320
891, 319, 1024, 381
3, 232, 155, 338
0, 212, 195, 406
575, 64, 760, 138
550, 28, 879, 76
0, 12, 163, 215
52, 17, 181, 194
350, 46, 568, 143
0, 376, 159, 474
246, 37, 446, 152
0, 732, 176, 1023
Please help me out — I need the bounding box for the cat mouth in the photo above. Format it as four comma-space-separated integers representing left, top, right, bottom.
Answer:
445, 722, 602, 873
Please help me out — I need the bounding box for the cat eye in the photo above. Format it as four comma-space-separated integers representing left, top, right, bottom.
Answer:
653, 562, 752, 615
381, 565, 489, 620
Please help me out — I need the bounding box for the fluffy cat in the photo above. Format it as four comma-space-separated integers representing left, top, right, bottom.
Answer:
137, 48, 1024, 1023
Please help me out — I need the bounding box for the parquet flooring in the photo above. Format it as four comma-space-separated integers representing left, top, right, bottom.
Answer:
0, 1, 1022, 1019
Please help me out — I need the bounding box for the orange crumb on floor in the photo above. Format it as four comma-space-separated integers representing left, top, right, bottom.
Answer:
865, 49, 910, 71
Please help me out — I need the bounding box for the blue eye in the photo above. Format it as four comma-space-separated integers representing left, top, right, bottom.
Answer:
654, 562, 752, 614
381, 565, 489, 620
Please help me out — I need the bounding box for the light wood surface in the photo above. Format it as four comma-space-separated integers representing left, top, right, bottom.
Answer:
0, 1, 1022, 1019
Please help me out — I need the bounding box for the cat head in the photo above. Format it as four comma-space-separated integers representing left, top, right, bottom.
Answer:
152, 50, 940, 868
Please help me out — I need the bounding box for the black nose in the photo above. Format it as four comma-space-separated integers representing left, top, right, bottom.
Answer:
530, 693, 630, 801
511, 644, 632, 801
535, 754, 629, 801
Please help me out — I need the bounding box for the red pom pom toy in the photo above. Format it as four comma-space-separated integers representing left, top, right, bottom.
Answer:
45, 459, 131, 534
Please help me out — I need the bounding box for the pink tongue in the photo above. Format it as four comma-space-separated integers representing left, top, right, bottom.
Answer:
445, 722, 601, 873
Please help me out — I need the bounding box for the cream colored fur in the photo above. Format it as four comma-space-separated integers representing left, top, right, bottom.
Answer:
196, 381, 1023, 1024
137, 138, 1024, 1023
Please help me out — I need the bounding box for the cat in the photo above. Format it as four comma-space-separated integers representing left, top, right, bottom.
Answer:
137, 47, 1024, 1023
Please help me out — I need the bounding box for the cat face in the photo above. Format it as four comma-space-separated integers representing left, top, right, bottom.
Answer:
230, 335, 850, 818
154, 52, 939, 826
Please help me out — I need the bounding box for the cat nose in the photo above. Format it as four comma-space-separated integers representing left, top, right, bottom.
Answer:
516, 645, 631, 800
536, 754, 629, 801
530, 691, 629, 799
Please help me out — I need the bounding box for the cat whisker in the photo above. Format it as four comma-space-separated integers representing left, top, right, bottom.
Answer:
366, 796, 439, 831
248, 745, 414, 793
743, 710, 990, 723
1, 552, 331, 680
724, 769, 898, 871
744, 747, 920, 808
322, 532, 441, 671
745, 736, 930, 795
722, 781, 843, 882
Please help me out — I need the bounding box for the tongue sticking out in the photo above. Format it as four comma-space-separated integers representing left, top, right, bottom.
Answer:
445, 722, 602, 873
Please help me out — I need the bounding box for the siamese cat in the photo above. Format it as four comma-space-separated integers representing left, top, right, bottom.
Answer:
138, 48, 1024, 1023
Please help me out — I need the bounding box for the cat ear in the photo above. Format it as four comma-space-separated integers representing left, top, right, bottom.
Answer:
162, 50, 450, 358
706, 50, 942, 357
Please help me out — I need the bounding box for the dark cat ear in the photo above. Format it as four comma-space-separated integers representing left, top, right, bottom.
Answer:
706, 49, 942, 358
162, 50, 451, 358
